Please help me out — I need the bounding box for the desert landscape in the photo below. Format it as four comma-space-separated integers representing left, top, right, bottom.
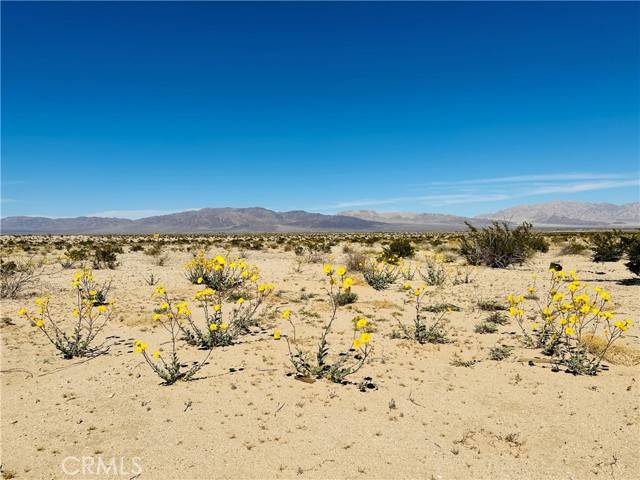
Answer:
1, 229, 638, 479
2, 2, 639, 479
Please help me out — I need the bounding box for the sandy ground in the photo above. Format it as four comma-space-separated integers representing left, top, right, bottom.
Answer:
1, 240, 639, 480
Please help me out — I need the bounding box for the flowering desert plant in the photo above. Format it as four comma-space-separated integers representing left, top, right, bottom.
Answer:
174, 280, 274, 348
75, 269, 111, 306
279, 265, 373, 383
184, 252, 259, 298
419, 257, 447, 287
509, 269, 633, 374
134, 286, 215, 385
395, 283, 449, 344
18, 270, 113, 358
363, 261, 400, 290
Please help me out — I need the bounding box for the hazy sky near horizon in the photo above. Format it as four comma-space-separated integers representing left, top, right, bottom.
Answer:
1, 1, 639, 219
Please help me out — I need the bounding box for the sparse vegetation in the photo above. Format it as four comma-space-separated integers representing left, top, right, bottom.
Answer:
363, 261, 400, 290
509, 269, 633, 375
134, 286, 215, 385
459, 221, 548, 268
395, 283, 449, 344
281, 265, 373, 383
488, 344, 514, 361
589, 231, 625, 263
18, 271, 113, 358
379, 238, 415, 264
0, 258, 40, 299
622, 233, 640, 277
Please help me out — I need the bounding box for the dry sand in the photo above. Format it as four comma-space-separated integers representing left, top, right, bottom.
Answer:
1, 241, 639, 479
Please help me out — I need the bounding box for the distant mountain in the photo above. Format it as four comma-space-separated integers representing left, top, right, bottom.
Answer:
3, 202, 638, 234
0, 216, 135, 234
476, 201, 640, 227
339, 210, 496, 230
0, 208, 389, 234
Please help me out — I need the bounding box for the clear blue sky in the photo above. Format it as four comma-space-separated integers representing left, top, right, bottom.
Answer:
1, 1, 638, 219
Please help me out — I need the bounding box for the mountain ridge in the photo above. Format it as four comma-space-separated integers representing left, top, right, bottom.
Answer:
475, 201, 639, 227
1, 202, 638, 234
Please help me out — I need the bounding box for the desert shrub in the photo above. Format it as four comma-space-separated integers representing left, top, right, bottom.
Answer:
474, 320, 498, 334
304, 248, 326, 264
486, 311, 509, 325
419, 259, 447, 286
145, 241, 168, 266
184, 252, 259, 299
508, 269, 633, 375
65, 247, 88, 262
422, 303, 460, 313
345, 249, 368, 272
279, 265, 373, 383
129, 244, 145, 253
399, 262, 418, 281
379, 238, 415, 264
335, 290, 358, 306
477, 299, 506, 312
452, 267, 474, 285
134, 287, 214, 385
622, 233, 640, 277
559, 241, 588, 256
60, 259, 75, 269
489, 344, 514, 361
363, 261, 400, 290
589, 231, 625, 262
395, 283, 449, 344
18, 272, 113, 358
91, 244, 121, 269
0, 258, 39, 299
458, 222, 547, 268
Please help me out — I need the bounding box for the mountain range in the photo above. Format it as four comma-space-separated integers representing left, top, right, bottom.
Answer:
1, 202, 638, 234
476, 201, 639, 227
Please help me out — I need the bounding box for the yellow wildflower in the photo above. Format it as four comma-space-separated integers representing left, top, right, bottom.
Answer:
356, 318, 368, 329
359, 332, 372, 344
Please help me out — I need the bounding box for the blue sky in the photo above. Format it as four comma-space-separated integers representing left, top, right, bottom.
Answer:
1, 1, 638, 219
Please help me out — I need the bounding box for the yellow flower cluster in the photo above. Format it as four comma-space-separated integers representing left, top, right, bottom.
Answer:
71, 269, 93, 288
351, 316, 371, 349
185, 251, 258, 278
403, 282, 429, 300
323, 264, 354, 290
134, 339, 148, 353
510, 270, 633, 341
